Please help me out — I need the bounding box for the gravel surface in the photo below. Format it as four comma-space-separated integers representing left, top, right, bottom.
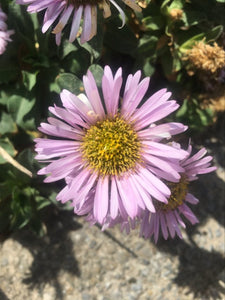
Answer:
0, 123, 224, 300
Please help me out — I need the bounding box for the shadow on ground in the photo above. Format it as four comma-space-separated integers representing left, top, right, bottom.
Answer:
154, 115, 225, 299
0, 288, 10, 300
156, 237, 225, 299
13, 207, 82, 300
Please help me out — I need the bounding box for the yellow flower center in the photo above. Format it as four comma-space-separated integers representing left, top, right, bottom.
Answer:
156, 175, 188, 211
81, 116, 141, 176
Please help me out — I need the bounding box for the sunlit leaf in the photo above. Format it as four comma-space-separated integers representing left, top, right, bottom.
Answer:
7, 95, 36, 130
56, 73, 84, 95
0, 112, 17, 135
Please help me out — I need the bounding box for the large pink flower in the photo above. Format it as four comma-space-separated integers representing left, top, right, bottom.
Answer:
0, 6, 14, 55
139, 142, 216, 242
16, 0, 141, 45
35, 66, 188, 225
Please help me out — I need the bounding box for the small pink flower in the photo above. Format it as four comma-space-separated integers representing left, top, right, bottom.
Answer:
139, 142, 216, 242
0, 6, 14, 55
35, 66, 188, 225
16, 0, 141, 45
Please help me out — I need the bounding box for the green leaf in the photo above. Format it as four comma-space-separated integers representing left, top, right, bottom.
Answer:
0, 92, 7, 105
179, 33, 203, 51
7, 95, 36, 130
35, 195, 51, 210
0, 112, 17, 135
56, 73, 83, 95
205, 25, 223, 43
16, 148, 37, 175
9, 184, 51, 231
161, 0, 171, 15
60, 39, 78, 59
143, 16, 164, 31
62, 49, 90, 75
22, 71, 38, 91
176, 99, 214, 131
196, 107, 214, 127
10, 186, 33, 229
0, 138, 16, 165
169, 0, 184, 9
182, 10, 206, 27
88, 64, 104, 87
176, 99, 188, 117
143, 59, 155, 76
138, 35, 158, 55
180, 25, 223, 52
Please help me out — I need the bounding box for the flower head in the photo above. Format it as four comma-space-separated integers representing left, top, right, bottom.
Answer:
169, 8, 183, 21
183, 41, 225, 74
139, 142, 216, 242
16, 0, 141, 45
35, 66, 188, 225
0, 6, 14, 55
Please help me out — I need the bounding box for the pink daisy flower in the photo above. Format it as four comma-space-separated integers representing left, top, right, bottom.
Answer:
16, 0, 141, 45
140, 142, 217, 242
0, 6, 14, 55
35, 66, 188, 225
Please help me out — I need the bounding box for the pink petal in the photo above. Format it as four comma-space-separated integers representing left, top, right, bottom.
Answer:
102, 66, 122, 115
60, 89, 94, 124
179, 204, 199, 224
83, 70, 105, 117
139, 167, 171, 196
185, 193, 199, 205
80, 5, 92, 44
94, 176, 109, 224
49, 105, 88, 129
69, 6, 83, 42
116, 177, 138, 219
134, 101, 179, 130
143, 141, 188, 160
42, 3, 64, 33
132, 89, 169, 120
130, 175, 155, 212
159, 213, 169, 240
137, 122, 187, 141
182, 148, 207, 166
166, 212, 176, 238
110, 177, 119, 219
52, 5, 73, 34
153, 213, 160, 243
122, 77, 150, 118
143, 153, 183, 180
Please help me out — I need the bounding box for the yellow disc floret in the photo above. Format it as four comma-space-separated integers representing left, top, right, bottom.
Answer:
81, 115, 141, 176
156, 175, 188, 211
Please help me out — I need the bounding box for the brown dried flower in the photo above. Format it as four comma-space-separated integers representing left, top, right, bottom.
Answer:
169, 8, 183, 21
183, 41, 225, 74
